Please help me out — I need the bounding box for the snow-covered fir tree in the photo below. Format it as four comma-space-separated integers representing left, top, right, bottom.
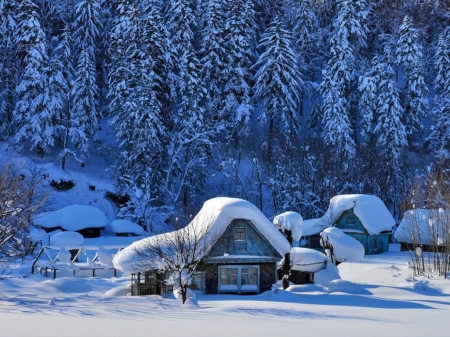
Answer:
428, 28, 450, 159
373, 59, 407, 180
14, 0, 56, 157
71, 0, 103, 157
396, 15, 428, 142
221, 0, 255, 145
70, 49, 99, 157
200, 0, 227, 126
0, 0, 18, 139
253, 16, 303, 162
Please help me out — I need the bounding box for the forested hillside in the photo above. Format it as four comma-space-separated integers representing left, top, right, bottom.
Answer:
1, 0, 449, 229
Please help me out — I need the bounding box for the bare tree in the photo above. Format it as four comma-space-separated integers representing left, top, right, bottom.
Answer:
133, 213, 218, 304
0, 158, 50, 278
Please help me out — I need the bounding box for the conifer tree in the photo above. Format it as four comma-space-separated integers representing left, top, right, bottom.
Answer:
200, 0, 227, 125
428, 28, 450, 159
253, 16, 303, 162
396, 15, 428, 141
0, 0, 18, 138
71, 0, 102, 157
222, 0, 255, 144
14, 0, 55, 157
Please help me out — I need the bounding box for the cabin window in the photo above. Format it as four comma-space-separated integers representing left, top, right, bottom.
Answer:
234, 227, 247, 241
346, 213, 355, 226
219, 265, 259, 294
373, 237, 379, 252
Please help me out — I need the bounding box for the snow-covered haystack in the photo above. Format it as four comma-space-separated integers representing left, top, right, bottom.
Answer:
36, 204, 108, 231
273, 211, 303, 241
110, 219, 144, 236
320, 227, 365, 262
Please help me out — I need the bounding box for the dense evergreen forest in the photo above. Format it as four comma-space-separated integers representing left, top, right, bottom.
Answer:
1, 0, 450, 229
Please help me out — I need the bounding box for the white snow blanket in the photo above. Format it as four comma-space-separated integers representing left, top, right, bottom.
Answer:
323, 194, 395, 235
273, 211, 303, 241
35, 205, 108, 231
113, 197, 291, 273
110, 219, 144, 236
320, 227, 364, 262
289, 247, 328, 272
394, 208, 449, 245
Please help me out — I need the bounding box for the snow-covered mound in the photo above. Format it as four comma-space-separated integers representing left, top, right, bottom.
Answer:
103, 286, 131, 297
110, 219, 144, 236
273, 211, 303, 241
113, 197, 291, 273
36, 204, 108, 231
314, 263, 341, 287
320, 227, 365, 262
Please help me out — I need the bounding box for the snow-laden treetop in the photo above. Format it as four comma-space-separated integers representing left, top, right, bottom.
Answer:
113, 197, 291, 273
322, 194, 395, 235
35, 204, 108, 231
394, 208, 449, 245
273, 211, 303, 241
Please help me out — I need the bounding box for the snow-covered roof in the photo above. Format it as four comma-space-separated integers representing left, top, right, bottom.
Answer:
324, 194, 395, 235
302, 218, 327, 236
320, 227, 365, 262
110, 220, 144, 236
288, 247, 328, 272
273, 211, 303, 241
394, 208, 449, 245
35, 205, 108, 231
113, 197, 291, 273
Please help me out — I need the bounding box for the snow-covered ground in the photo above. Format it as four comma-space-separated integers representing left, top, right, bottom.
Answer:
1, 246, 449, 337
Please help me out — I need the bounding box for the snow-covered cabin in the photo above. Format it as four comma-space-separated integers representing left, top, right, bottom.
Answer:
324, 194, 395, 254
113, 197, 291, 295
394, 208, 449, 251
35, 205, 107, 238
302, 195, 395, 254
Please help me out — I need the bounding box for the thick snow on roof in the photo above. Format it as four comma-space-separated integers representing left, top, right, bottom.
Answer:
110, 220, 144, 236
113, 197, 291, 273
394, 208, 449, 245
320, 227, 365, 262
50, 231, 84, 247
302, 218, 328, 236
324, 194, 395, 235
273, 211, 303, 241
35, 205, 108, 231
289, 247, 328, 272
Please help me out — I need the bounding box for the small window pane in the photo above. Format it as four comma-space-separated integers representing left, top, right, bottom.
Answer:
235, 228, 246, 240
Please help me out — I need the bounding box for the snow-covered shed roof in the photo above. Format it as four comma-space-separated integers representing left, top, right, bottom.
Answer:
113, 197, 291, 273
324, 194, 395, 235
110, 220, 144, 236
394, 208, 449, 245
35, 205, 108, 231
288, 247, 328, 272
302, 218, 327, 236
273, 211, 303, 241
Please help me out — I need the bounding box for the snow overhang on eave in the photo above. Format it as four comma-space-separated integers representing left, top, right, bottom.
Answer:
203, 256, 280, 264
